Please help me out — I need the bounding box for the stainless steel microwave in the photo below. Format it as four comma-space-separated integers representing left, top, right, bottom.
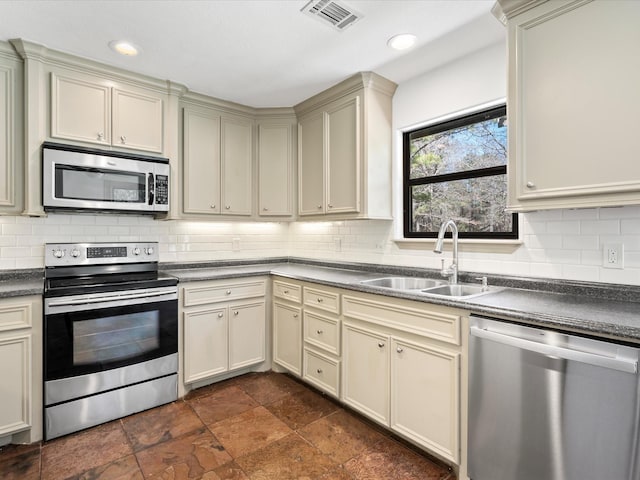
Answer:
42, 142, 170, 214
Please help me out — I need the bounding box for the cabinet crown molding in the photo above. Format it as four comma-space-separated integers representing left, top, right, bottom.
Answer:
492, 0, 549, 22
294, 71, 397, 118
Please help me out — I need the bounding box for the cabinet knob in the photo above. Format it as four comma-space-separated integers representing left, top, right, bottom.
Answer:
293, 314, 298, 318
328, 204, 333, 208
283, 289, 289, 294
263, 207, 268, 211
317, 205, 322, 209
225, 205, 231, 210
210, 204, 216, 209
97, 132, 104, 140
226, 290, 231, 295
217, 313, 223, 318
378, 342, 385, 348
526, 181, 535, 189
396, 346, 404, 353
316, 368, 323, 374
120, 135, 126, 144
316, 329, 323, 334
233, 310, 239, 316
317, 298, 323, 303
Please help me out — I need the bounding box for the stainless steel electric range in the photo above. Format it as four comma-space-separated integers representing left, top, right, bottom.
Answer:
43, 242, 178, 440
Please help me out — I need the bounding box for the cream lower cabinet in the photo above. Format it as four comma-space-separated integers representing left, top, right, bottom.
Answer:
272, 278, 303, 376
0, 295, 42, 444
342, 293, 462, 464
182, 279, 266, 384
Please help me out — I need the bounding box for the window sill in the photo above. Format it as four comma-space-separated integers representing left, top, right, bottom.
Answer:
393, 237, 522, 254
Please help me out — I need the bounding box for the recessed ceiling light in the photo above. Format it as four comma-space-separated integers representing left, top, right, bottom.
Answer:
109, 40, 140, 57
387, 33, 417, 51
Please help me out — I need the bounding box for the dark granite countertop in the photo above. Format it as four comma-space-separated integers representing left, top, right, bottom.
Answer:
162, 259, 640, 344
0, 269, 43, 298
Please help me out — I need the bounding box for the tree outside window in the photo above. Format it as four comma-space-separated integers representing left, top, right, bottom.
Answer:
403, 105, 518, 239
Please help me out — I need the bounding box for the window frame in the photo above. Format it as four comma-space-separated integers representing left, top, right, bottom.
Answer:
402, 105, 518, 240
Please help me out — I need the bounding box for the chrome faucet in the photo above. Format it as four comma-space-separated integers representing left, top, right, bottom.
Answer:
434, 220, 458, 284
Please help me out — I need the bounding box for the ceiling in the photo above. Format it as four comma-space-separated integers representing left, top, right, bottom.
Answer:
0, 0, 504, 108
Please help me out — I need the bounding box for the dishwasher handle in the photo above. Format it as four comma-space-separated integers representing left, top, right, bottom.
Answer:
470, 325, 638, 374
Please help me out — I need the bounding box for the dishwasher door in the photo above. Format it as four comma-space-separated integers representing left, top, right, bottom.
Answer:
468, 315, 640, 480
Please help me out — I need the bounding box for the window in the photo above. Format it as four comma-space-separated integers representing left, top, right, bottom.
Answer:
403, 105, 517, 239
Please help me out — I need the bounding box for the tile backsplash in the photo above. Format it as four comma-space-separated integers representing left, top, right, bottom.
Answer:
1, 205, 639, 285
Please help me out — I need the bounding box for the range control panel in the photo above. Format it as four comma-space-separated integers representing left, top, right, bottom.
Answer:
45, 242, 159, 267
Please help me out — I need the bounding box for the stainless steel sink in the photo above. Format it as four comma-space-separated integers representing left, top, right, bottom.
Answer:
421, 284, 490, 298
360, 277, 448, 290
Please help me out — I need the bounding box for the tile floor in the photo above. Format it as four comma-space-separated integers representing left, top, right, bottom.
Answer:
0, 371, 455, 480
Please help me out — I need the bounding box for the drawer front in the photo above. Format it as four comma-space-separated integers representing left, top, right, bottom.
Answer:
342, 295, 461, 346
183, 280, 265, 307
304, 287, 340, 314
0, 301, 33, 332
304, 311, 340, 355
303, 348, 339, 398
273, 280, 302, 304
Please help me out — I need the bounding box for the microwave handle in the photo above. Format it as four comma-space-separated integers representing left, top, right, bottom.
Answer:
148, 173, 154, 205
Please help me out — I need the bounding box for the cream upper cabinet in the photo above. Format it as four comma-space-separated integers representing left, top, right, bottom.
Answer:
257, 118, 296, 218
0, 43, 24, 214
51, 72, 164, 153
183, 108, 221, 214
181, 103, 253, 217
295, 72, 397, 220
221, 115, 252, 215
501, 0, 640, 211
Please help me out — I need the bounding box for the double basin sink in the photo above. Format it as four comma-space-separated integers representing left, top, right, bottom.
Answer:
359, 276, 493, 299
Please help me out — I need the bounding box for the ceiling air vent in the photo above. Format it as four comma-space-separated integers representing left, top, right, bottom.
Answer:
301, 0, 363, 31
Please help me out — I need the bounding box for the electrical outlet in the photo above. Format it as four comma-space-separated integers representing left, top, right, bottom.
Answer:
603, 243, 624, 269
232, 238, 240, 252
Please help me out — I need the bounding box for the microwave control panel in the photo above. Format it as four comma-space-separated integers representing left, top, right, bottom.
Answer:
155, 175, 169, 205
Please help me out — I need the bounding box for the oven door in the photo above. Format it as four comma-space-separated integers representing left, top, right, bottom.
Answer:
44, 287, 177, 387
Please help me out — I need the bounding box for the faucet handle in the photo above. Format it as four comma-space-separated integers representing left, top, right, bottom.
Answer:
475, 276, 488, 291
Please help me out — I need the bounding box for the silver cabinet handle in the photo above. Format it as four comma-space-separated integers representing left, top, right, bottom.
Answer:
233, 310, 239, 316
217, 313, 224, 318
293, 313, 298, 318
526, 181, 535, 188
120, 135, 126, 144
396, 346, 404, 353
470, 325, 638, 373
328, 204, 333, 208
226, 290, 231, 295
263, 207, 268, 211
317, 205, 322, 209
225, 205, 231, 209
378, 342, 385, 348
97, 132, 104, 140
317, 298, 323, 303
316, 329, 323, 334
316, 368, 323, 374
210, 204, 216, 209
283, 290, 289, 294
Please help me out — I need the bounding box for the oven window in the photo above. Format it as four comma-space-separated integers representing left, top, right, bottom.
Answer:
73, 311, 160, 365
55, 165, 145, 203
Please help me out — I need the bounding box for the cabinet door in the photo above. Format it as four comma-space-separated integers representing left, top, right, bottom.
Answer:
509, 0, 640, 210
326, 96, 360, 214
183, 108, 221, 214
221, 116, 252, 216
229, 301, 265, 370
0, 52, 21, 211
258, 123, 294, 216
0, 334, 31, 436
273, 302, 302, 375
112, 89, 163, 153
51, 73, 110, 146
298, 111, 325, 216
183, 307, 228, 383
391, 338, 459, 463
342, 323, 389, 425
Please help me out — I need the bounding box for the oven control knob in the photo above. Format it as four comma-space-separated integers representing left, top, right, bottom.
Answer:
133, 247, 141, 256
70, 249, 81, 258
145, 247, 154, 255
52, 249, 65, 259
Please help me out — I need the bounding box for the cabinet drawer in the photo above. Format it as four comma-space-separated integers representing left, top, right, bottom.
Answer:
273, 280, 302, 304
304, 311, 340, 355
342, 295, 461, 346
304, 286, 340, 314
303, 348, 339, 398
183, 280, 265, 307
0, 301, 32, 332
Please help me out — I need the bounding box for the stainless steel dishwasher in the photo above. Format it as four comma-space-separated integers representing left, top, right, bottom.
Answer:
468, 315, 640, 480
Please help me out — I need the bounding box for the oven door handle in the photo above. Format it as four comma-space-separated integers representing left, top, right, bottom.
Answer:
47, 289, 177, 307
